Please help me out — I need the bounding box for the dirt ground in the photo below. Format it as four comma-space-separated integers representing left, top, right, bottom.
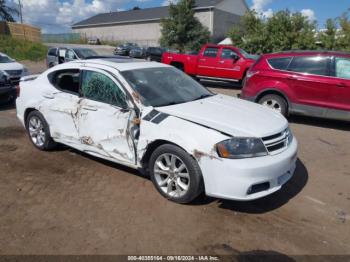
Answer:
0, 61, 349, 257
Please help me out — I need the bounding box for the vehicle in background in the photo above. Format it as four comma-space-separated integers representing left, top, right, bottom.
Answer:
162, 44, 258, 85
129, 47, 146, 59
87, 38, 101, 45
46, 47, 98, 68
241, 51, 350, 122
0, 70, 16, 104
114, 43, 139, 56
0, 52, 29, 84
145, 47, 165, 62
16, 58, 297, 204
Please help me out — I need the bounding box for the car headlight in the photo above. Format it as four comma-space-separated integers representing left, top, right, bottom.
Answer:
0, 70, 9, 81
286, 127, 293, 146
216, 137, 268, 159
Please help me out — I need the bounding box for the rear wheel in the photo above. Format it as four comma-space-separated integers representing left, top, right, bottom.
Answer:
258, 94, 288, 116
149, 144, 203, 204
25, 111, 57, 150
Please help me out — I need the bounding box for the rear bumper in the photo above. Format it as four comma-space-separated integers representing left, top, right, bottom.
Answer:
200, 138, 298, 201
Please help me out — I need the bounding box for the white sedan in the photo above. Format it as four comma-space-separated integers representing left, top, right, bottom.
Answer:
0, 52, 28, 83
16, 59, 298, 203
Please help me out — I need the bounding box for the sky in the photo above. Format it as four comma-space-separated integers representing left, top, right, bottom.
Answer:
6, 0, 350, 34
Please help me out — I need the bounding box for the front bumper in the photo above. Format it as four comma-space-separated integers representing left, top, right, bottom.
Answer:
200, 138, 298, 201
0, 85, 16, 102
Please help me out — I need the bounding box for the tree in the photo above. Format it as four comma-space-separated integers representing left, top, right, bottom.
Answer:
229, 9, 317, 54
337, 10, 350, 52
132, 6, 141, 10
318, 19, 337, 50
160, 0, 210, 52
0, 0, 18, 22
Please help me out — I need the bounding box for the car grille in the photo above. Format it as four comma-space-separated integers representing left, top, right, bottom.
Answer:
5, 70, 22, 76
262, 129, 289, 154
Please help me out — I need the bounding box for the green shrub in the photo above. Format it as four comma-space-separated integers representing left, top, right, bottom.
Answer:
0, 36, 48, 61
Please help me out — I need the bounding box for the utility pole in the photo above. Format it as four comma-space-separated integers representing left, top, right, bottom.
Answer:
18, 0, 23, 24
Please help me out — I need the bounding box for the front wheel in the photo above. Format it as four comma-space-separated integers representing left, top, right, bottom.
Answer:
258, 94, 288, 116
25, 111, 57, 150
149, 144, 204, 204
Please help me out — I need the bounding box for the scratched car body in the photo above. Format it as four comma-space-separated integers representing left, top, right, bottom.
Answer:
16, 59, 298, 203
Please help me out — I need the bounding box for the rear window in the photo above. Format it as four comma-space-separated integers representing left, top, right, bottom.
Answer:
268, 57, 292, 70
288, 56, 330, 76
335, 57, 350, 80
203, 47, 219, 58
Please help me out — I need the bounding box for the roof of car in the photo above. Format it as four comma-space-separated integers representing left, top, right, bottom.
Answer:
265, 50, 350, 57
71, 59, 170, 71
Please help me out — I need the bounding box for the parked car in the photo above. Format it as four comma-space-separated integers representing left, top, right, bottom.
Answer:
114, 43, 138, 56
129, 47, 146, 58
16, 59, 297, 204
46, 47, 98, 68
0, 52, 28, 84
241, 51, 350, 122
0, 70, 16, 104
162, 44, 258, 84
87, 38, 101, 45
145, 47, 165, 62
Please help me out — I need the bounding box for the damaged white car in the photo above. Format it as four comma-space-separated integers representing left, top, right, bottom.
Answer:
16, 59, 298, 203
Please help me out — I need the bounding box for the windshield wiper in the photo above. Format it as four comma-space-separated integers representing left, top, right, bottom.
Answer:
192, 94, 214, 101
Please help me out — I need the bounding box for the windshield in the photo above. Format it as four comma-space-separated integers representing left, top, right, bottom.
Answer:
121, 67, 214, 107
74, 49, 98, 59
239, 48, 260, 60
0, 55, 14, 63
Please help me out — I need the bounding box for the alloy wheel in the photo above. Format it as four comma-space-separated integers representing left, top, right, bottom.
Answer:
28, 116, 46, 147
154, 153, 190, 198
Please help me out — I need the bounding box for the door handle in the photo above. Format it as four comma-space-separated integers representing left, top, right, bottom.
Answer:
336, 82, 346, 88
199, 59, 206, 62
82, 105, 98, 111
218, 61, 225, 64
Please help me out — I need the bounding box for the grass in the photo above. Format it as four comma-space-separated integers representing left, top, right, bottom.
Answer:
0, 36, 48, 61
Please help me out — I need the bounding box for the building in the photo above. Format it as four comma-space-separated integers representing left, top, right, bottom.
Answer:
72, 0, 248, 46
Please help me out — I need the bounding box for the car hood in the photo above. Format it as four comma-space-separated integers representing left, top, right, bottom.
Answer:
156, 94, 288, 138
0, 61, 24, 71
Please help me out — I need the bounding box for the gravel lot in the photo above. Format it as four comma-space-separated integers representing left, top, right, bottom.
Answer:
0, 58, 349, 257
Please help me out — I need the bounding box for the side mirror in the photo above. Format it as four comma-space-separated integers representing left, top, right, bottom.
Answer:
231, 54, 240, 61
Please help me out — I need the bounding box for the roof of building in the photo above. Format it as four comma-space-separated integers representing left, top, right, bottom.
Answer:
72, 0, 223, 28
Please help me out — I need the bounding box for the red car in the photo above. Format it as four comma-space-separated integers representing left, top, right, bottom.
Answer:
241, 51, 350, 121
162, 44, 258, 84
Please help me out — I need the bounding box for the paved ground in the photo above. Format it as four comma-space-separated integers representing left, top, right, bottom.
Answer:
0, 61, 349, 257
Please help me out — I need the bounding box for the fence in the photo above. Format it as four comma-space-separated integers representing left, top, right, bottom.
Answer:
42, 33, 83, 44
0, 22, 41, 42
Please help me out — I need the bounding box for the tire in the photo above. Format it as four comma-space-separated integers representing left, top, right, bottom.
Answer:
25, 110, 57, 151
258, 94, 288, 116
149, 144, 204, 204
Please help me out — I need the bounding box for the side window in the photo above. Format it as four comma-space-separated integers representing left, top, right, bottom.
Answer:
288, 56, 329, 76
81, 71, 128, 108
335, 57, 350, 80
268, 57, 292, 70
49, 69, 80, 95
221, 48, 238, 59
203, 47, 219, 58
65, 50, 76, 60
48, 48, 57, 56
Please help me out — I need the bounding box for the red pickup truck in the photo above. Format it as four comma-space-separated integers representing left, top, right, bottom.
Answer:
161, 44, 258, 84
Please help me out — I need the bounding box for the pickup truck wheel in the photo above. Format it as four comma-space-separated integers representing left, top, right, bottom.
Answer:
258, 94, 288, 116
26, 111, 57, 151
149, 144, 204, 204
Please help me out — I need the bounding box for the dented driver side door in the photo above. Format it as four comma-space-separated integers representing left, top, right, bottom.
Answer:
77, 68, 137, 165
